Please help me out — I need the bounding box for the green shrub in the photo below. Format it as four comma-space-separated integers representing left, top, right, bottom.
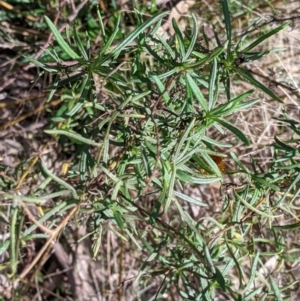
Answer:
2, 1, 299, 300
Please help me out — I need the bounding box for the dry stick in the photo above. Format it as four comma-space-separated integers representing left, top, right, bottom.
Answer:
118, 234, 124, 301
20, 205, 78, 280
0, 93, 46, 108
154, 271, 170, 301
0, 0, 88, 91
18, 199, 54, 235
117, 276, 136, 290
0, 97, 63, 131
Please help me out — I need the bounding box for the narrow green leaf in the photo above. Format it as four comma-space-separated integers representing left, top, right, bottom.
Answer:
148, 18, 163, 37
273, 221, 300, 231
22, 202, 69, 236
23, 55, 58, 72
67, 74, 91, 116
215, 267, 226, 291
186, 74, 208, 112
173, 118, 195, 162
100, 165, 120, 182
156, 68, 178, 80
225, 237, 243, 290
208, 58, 218, 110
242, 22, 289, 53
243, 252, 260, 293
224, 69, 231, 101
270, 276, 283, 301
112, 11, 169, 57
125, 228, 142, 250
234, 98, 259, 112
3, 191, 70, 204
184, 45, 225, 69
100, 14, 121, 56
213, 24, 222, 47
96, 7, 106, 37
141, 148, 151, 176
44, 16, 80, 60
144, 39, 168, 63
276, 173, 300, 206
73, 22, 88, 60
215, 118, 250, 145
112, 180, 123, 201
176, 170, 220, 184
45, 129, 102, 146
183, 14, 199, 61
244, 288, 264, 300
0, 240, 10, 256
273, 136, 295, 151
174, 199, 204, 247
199, 136, 232, 148
233, 67, 282, 103
113, 210, 125, 230
204, 245, 215, 274
200, 277, 213, 301
221, 0, 232, 44
173, 190, 207, 207
157, 34, 175, 59
40, 162, 79, 199
210, 90, 254, 116
235, 17, 263, 51
222, 248, 240, 275
172, 18, 186, 59
151, 75, 170, 103
80, 145, 88, 181
50, 72, 85, 89
10, 204, 18, 275
253, 176, 280, 191
230, 152, 251, 173
234, 191, 282, 218
243, 49, 285, 63
202, 152, 223, 178
164, 165, 176, 212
